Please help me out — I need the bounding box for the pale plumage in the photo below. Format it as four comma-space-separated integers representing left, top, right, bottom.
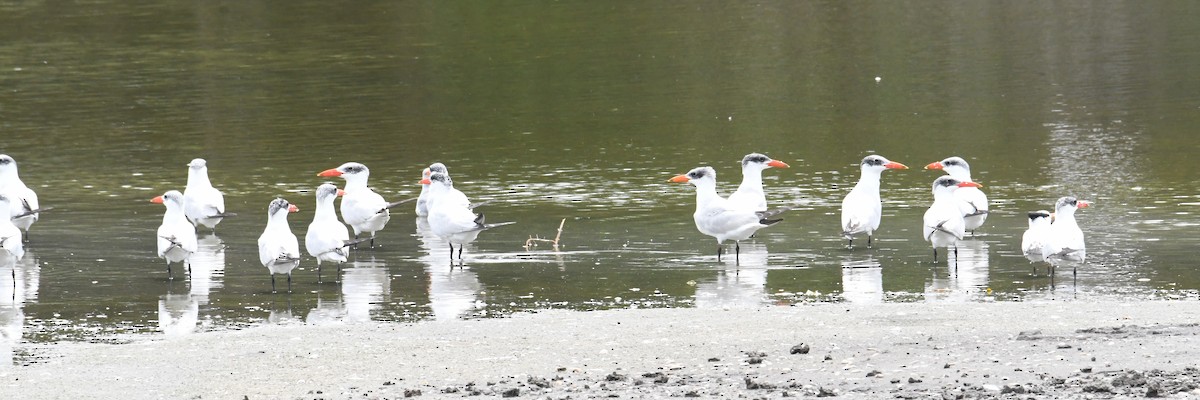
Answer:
258, 198, 300, 293
0, 154, 44, 238
922, 176, 982, 265
727, 153, 790, 212
318, 162, 391, 247
1042, 197, 1089, 277
1021, 210, 1052, 263
415, 167, 433, 217
183, 158, 233, 232
151, 190, 198, 280
926, 157, 988, 233
840, 155, 908, 248
305, 183, 356, 283
423, 171, 513, 264
670, 166, 788, 263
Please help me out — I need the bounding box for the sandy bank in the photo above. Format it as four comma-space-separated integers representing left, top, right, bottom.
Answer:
3, 301, 1200, 399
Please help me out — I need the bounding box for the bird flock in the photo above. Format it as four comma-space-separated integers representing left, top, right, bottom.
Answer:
671, 153, 1090, 277
0, 152, 1089, 293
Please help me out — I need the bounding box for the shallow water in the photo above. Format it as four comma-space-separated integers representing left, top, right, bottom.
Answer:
2, 1, 1200, 360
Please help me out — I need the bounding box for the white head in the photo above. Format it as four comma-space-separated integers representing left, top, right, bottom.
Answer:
931, 175, 982, 198
151, 190, 187, 218
315, 183, 343, 204
267, 198, 299, 221
669, 166, 718, 189
860, 154, 908, 174
318, 162, 370, 184
1053, 196, 1090, 219
188, 158, 207, 170
740, 153, 789, 172
0, 154, 21, 182
925, 156, 972, 180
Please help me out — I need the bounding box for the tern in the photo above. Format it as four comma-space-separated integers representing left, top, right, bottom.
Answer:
183, 158, 235, 233
258, 198, 301, 293
670, 166, 789, 263
1042, 196, 1089, 279
318, 162, 407, 248
1021, 210, 1052, 266
415, 167, 432, 217
305, 183, 367, 283
922, 176, 983, 267
422, 171, 514, 265
151, 190, 198, 280
840, 155, 908, 249
726, 153, 790, 212
0, 155, 49, 240
0, 194, 25, 280
926, 157, 988, 234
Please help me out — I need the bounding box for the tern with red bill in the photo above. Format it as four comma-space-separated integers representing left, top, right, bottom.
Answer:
258, 198, 301, 293
727, 153, 790, 212
305, 183, 366, 283
922, 176, 983, 267
926, 157, 989, 234
840, 155, 908, 249
415, 167, 433, 217
317, 162, 403, 248
151, 190, 198, 280
1042, 196, 1090, 279
670, 166, 789, 264
183, 158, 235, 233
422, 171, 514, 265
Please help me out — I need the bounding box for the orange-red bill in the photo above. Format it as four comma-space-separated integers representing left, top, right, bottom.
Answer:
925, 162, 945, 170
885, 162, 909, 170
317, 168, 342, 177
419, 178, 431, 185
957, 181, 983, 188
1078, 200, 1091, 209
150, 196, 164, 204
288, 204, 299, 213
668, 175, 689, 183
767, 160, 790, 168
336, 189, 346, 197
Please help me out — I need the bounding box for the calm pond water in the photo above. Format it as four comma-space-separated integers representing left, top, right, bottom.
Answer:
3, 1, 1200, 363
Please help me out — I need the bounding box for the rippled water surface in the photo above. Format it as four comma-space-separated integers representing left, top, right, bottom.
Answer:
3, 1, 1200, 362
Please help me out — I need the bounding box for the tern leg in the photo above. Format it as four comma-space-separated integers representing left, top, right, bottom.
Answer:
287, 273, 293, 294
316, 261, 323, 284
336, 263, 342, 283
457, 245, 464, 264
847, 238, 853, 250
271, 274, 277, 294
735, 242, 741, 265
369, 235, 376, 248
716, 246, 723, 262
448, 243, 454, 263
167, 263, 174, 280
867, 235, 873, 249
953, 246, 959, 275
932, 248, 938, 264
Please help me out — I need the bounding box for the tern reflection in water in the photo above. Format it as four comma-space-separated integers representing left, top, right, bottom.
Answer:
694, 242, 769, 309
924, 240, 990, 302
840, 255, 883, 304
1, 250, 38, 367
417, 218, 484, 321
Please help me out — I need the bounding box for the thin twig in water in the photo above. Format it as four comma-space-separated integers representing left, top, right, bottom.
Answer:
524, 218, 566, 251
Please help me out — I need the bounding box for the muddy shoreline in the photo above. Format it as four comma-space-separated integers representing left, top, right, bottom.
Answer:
3, 301, 1200, 399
